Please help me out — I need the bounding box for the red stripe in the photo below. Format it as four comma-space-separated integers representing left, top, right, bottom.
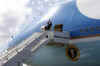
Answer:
70, 34, 100, 40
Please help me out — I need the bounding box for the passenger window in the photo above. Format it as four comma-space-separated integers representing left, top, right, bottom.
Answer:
84, 27, 88, 32
90, 27, 94, 32
80, 29, 84, 32
96, 26, 100, 31
80, 28, 88, 33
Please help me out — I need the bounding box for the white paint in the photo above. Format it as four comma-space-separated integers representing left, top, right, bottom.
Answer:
77, 0, 100, 19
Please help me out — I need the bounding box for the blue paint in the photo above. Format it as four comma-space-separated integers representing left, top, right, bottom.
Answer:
52, 1, 100, 37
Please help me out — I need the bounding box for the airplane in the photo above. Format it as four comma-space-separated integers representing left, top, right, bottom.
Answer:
22, 0, 100, 62
1, 0, 100, 65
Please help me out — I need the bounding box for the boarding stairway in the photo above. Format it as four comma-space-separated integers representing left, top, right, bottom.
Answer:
0, 31, 70, 66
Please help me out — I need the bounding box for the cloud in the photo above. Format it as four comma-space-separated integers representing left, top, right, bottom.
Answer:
31, 0, 72, 22
0, 0, 32, 46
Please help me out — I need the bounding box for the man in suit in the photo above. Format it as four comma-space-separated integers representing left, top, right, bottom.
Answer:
46, 19, 52, 30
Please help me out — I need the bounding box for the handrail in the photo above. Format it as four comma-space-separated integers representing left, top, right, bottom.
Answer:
0, 32, 47, 64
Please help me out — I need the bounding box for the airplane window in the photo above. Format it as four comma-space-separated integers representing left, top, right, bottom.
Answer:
96, 26, 100, 31
80, 29, 84, 32
90, 27, 94, 32
85, 27, 88, 32
80, 28, 88, 33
